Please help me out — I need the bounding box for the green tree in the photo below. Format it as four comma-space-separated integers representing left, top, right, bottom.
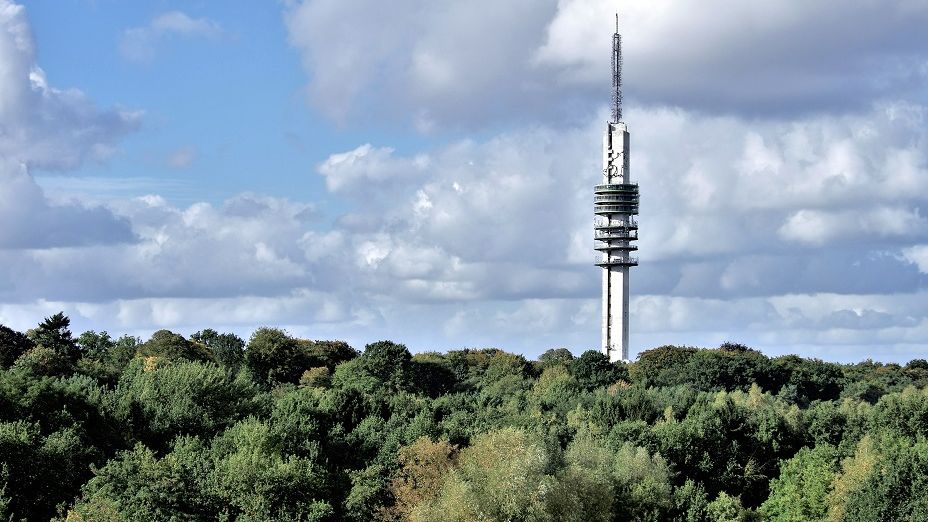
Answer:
571, 350, 629, 391
191, 329, 246, 372
139, 329, 214, 362
115, 359, 262, 449
774, 355, 844, 405
244, 327, 309, 385
760, 444, 839, 521
384, 437, 458, 521
546, 433, 614, 522
830, 435, 928, 521
0, 325, 33, 368
413, 428, 552, 521
705, 492, 749, 522
539, 348, 575, 367
29, 312, 79, 362
332, 341, 413, 394
612, 442, 673, 521
632, 345, 697, 387
11, 346, 73, 376
0, 421, 98, 521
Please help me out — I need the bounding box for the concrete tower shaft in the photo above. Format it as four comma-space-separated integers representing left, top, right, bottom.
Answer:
595, 18, 638, 363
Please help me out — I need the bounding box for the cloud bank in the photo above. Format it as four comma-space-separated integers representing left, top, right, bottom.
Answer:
2, 0, 928, 362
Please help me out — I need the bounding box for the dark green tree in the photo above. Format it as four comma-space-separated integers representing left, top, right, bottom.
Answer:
139, 329, 214, 362
244, 327, 309, 385
539, 347, 575, 367
571, 350, 628, 390
29, 312, 78, 362
191, 328, 246, 372
0, 325, 33, 368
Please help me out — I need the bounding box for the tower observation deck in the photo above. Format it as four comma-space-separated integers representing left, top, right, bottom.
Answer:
596, 16, 638, 363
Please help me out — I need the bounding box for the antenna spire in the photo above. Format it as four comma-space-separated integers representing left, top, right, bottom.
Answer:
611, 13, 623, 123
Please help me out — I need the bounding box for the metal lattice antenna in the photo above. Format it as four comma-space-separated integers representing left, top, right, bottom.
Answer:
611, 13, 623, 123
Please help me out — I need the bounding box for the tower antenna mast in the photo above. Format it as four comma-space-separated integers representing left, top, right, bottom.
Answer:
595, 13, 638, 363
611, 13, 623, 123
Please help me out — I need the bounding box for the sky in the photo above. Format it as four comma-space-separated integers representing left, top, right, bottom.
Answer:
2, 0, 928, 362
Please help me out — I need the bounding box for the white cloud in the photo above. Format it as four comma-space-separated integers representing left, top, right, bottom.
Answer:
4, 0, 928, 363
284, 0, 928, 127
119, 11, 224, 63
902, 245, 928, 273
5, 99, 927, 357
778, 207, 927, 245
317, 144, 430, 192
0, 2, 139, 170
166, 146, 196, 169
0, 161, 134, 248
0, 1, 138, 249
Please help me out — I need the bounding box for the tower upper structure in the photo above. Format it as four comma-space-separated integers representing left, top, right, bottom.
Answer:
611, 14, 622, 124
595, 15, 638, 362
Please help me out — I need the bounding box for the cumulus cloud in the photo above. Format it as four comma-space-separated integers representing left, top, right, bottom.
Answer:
5, 99, 928, 357
308, 103, 928, 298
0, 2, 139, 170
0, 161, 134, 248
536, 0, 928, 114
119, 11, 224, 63
284, 0, 928, 127
778, 207, 927, 245
4, 0, 928, 362
317, 144, 430, 193
34, 99, 924, 352
0, 1, 138, 249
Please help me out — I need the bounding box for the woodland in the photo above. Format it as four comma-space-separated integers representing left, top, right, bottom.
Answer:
1, 312, 927, 521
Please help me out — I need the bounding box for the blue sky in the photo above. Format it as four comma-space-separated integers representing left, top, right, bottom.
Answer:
26, 2, 424, 205
2, 0, 928, 362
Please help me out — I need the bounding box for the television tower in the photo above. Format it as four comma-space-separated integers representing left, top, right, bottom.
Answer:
595, 15, 638, 362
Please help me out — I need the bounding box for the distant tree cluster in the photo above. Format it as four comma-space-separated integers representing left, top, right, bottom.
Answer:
1, 313, 927, 520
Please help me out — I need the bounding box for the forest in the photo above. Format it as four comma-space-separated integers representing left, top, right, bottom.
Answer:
1, 312, 927, 521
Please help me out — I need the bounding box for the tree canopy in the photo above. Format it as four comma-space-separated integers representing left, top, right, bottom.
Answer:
0, 313, 926, 521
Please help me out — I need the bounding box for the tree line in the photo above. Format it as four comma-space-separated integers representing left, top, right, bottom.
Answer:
1, 312, 927, 520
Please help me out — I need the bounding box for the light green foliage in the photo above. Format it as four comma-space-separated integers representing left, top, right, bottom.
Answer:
532, 365, 582, 415
706, 492, 749, 522
71, 423, 335, 522
301, 366, 332, 388
11, 345, 73, 376
670, 480, 711, 522
760, 444, 839, 521
612, 443, 673, 521
869, 385, 928, 438
415, 428, 552, 522
208, 419, 334, 521
829, 434, 928, 522
546, 434, 614, 522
